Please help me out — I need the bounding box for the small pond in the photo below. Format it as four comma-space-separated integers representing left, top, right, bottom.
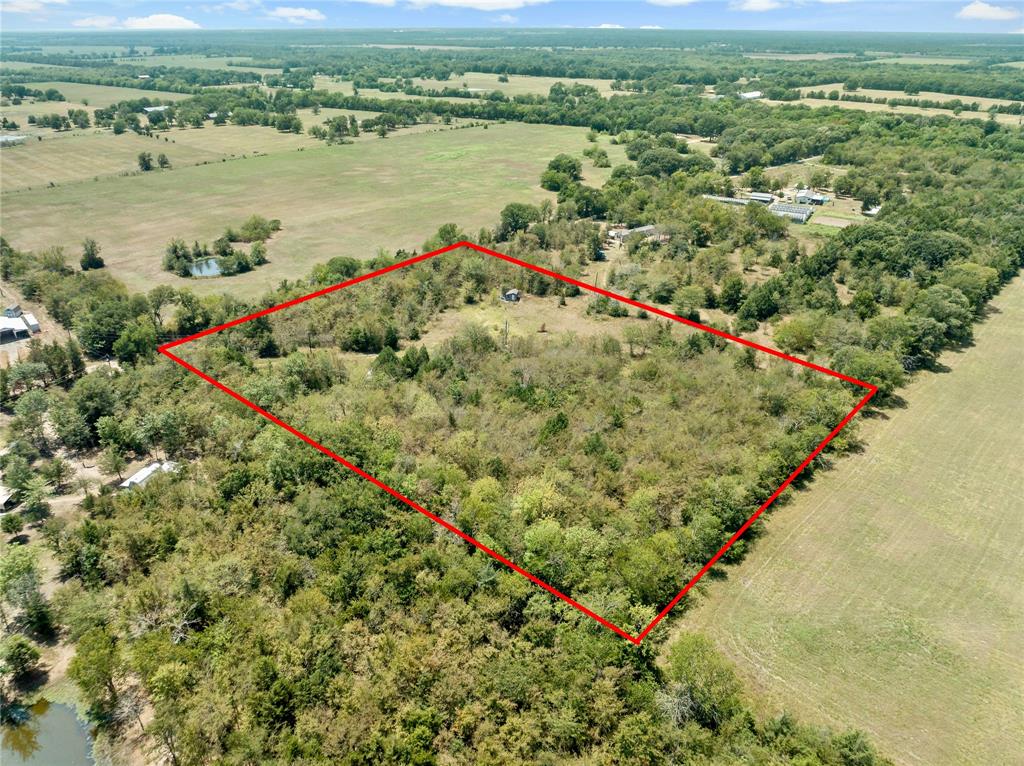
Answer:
1, 699, 94, 765
189, 257, 222, 277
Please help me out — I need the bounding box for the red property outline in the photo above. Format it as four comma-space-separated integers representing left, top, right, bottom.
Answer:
159, 241, 877, 644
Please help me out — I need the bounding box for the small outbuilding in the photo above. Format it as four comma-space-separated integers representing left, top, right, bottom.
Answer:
739, 90, 764, 100
501, 288, 521, 303
0, 135, 28, 148
143, 105, 169, 114
22, 313, 40, 333
119, 461, 179, 490
864, 205, 882, 217
4, 304, 22, 318
748, 192, 775, 205
796, 190, 830, 205
0, 316, 30, 344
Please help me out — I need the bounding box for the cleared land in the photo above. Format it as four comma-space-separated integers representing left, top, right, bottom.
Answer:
797, 84, 1020, 111
869, 56, 973, 65
766, 96, 1023, 127
313, 72, 618, 100
2, 122, 616, 297
17, 81, 190, 108
110, 54, 281, 75
745, 53, 856, 61
684, 278, 1024, 766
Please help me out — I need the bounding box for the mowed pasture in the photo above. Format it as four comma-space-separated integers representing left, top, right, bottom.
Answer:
20, 81, 191, 108
766, 96, 1023, 127
2, 122, 611, 297
0, 108, 490, 191
1, 131, 222, 191
683, 278, 1024, 765
797, 83, 1020, 111
313, 71, 619, 100
110, 54, 282, 75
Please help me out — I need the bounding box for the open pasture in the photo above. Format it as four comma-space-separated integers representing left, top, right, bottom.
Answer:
21, 81, 190, 107
797, 83, 1020, 111
313, 72, 619, 101
110, 54, 282, 75
767, 96, 1023, 127
869, 56, 974, 65
1, 122, 607, 297
683, 278, 1024, 766
0, 130, 222, 191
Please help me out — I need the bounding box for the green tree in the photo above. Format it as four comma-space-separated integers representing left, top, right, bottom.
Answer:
1, 634, 41, 682
69, 627, 122, 714
497, 203, 540, 241
718, 273, 746, 313
137, 152, 154, 172
80, 238, 105, 270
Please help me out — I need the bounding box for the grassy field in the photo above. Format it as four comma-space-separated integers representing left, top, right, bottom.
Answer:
745, 53, 856, 61
2, 122, 615, 297
798, 84, 1020, 111
767, 96, 1023, 127
313, 72, 619, 101
110, 54, 281, 75
0, 131, 223, 191
20, 81, 190, 107
869, 56, 973, 65
683, 277, 1024, 766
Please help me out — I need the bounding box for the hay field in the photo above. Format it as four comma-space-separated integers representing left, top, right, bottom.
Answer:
2, 122, 612, 298
766, 97, 1023, 127
683, 278, 1024, 766
18, 81, 190, 108
797, 83, 1020, 111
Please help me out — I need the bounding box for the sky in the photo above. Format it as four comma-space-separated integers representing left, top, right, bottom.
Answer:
1, 0, 1023, 34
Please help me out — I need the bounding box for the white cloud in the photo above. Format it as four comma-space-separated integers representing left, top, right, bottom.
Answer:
408, 0, 550, 10
817, 0, 853, 4
122, 13, 202, 28
731, 0, 784, 10
496, 12, 517, 22
344, 0, 396, 5
956, 1, 1021, 20
646, 0, 699, 6
639, 24, 664, 28
266, 6, 327, 22
591, 22, 624, 28
72, 15, 118, 27
2, 0, 66, 14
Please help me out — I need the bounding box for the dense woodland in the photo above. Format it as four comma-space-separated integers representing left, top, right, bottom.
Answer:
2, 30, 1023, 766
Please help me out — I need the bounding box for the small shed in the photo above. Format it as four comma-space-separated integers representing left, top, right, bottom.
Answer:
22, 313, 40, 333
143, 105, 169, 114
4, 304, 22, 318
864, 205, 882, 217
119, 461, 179, 490
501, 288, 521, 303
739, 90, 764, 100
748, 192, 775, 205
0, 316, 30, 344
796, 190, 830, 205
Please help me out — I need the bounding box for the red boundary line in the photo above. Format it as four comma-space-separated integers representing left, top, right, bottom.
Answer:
159, 241, 877, 644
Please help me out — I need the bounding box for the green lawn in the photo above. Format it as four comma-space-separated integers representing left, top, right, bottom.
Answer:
2, 122, 615, 298
682, 277, 1024, 766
